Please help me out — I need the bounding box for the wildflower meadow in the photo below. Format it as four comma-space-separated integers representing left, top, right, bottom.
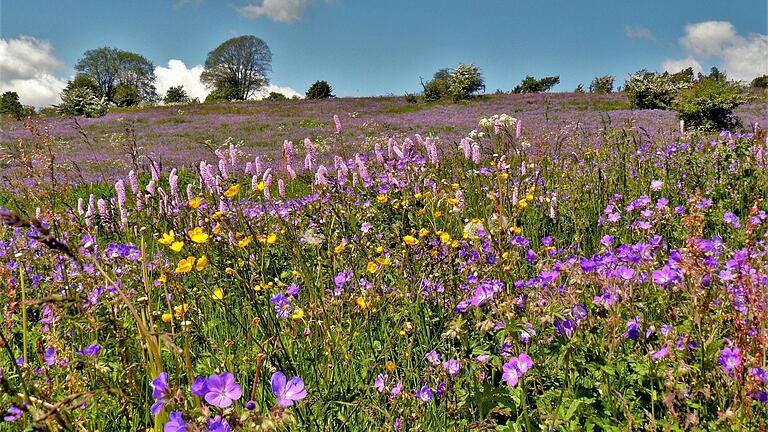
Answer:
1, 99, 767, 431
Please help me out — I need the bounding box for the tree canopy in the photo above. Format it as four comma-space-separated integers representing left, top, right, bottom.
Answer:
74, 47, 157, 104
201, 35, 272, 101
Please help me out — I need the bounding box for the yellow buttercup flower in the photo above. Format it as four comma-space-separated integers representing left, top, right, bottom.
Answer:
212, 211, 223, 220
447, 198, 459, 205
188, 227, 209, 244
375, 256, 391, 266
196, 255, 208, 271
255, 181, 266, 192
518, 200, 528, 208
439, 232, 452, 244
175, 256, 195, 273
334, 242, 346, 254
525, 192, 534, 201
511, 226, 522, 235
238, 236, 253, 248
189, 196, 202, 209
212, 287, 224, 301
224, 184, 241, 198
174, 303, 189, 318
161, 313, 173, 323
225, 267, 235, 276
403, 235, 418, 246
418, 228, 429, 237
385, 360, 396, 372
355, 296, 370, 310
159, 230, 175, 246
157, 274, 167, 284
213, 222, 222, 235
170, 241, 184, 252
291, 307, 304, 320
376, 194, 388, 204
367, 261, 380, 274
434, 211, 442, 218
451, 183, 459, 190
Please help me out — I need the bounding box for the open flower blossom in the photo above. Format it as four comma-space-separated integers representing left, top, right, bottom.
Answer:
204, 372, 243, 408
502, 353, 533, 387
271, 371, 307, 407
150, 372, 170, 415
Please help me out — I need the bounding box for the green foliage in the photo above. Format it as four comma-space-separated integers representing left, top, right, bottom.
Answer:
306, 80, 334, 99
0, 91, 28, 120
66, 74, 102, 98
404, 92, 418, 103
264, 91, 287, 101
574, 83, 585, 93
56, 87, 108, 117
672, 77, 747, 130
201, 35, 272, 101
421, 64, 484, 102
163, 86, 190, 104
113, 84, 142, 107
512, 75, 560, 94
589, 75, 615, 93
74, 47, 157, 103
624, 69, 693, 110
751, 75, 768, 89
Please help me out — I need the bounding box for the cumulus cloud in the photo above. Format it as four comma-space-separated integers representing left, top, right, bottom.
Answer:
237, 0, 311, 23
155, 59, 210, 101
663, 21, 768, 82
0, 36, 68, 107
624, 25, 654, 41
154, 59, 301, 101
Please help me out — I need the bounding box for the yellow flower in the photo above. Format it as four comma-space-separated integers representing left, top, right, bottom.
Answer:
423, 191, 433, 199
439, 232, 452, 244
212, 222, 222, 235
518, 200, 528, 208
401, 199, 410, 208
418, 228, 429, 237
511, 226, 522, 235
355, 296, 370, 310
447, 198, 458, 205
366, 261, 380, 274
225, 267, 235, 276
224, 184, 241, 198
414, 192, 422, 199
266, 233, 277, 244
375, 256, 391, 266
385, 360, 396, 372
159, 230, 175, 246
170, 241, 184, 252
500, 173, 509, 180
451, 183, 460, 190
196, 255, 208, 271
188, 227, 209, 244
291, 307, 304, 320
238, 236, 252, 248
334, 242, 346, 254
175, 256, 195, 273
376, 194, 388, 204
161, 313, 173, 323
189, 196, 202, 209
254, 181, 266, 192
174, 303, 189, 318
212, 287, 224, 301
157, 274, 167, 284
403, 235, 418, 246
434, 211, 442, 218
525, 192, 534, 201
375, 246, 384, 254
212, 211, 223, 220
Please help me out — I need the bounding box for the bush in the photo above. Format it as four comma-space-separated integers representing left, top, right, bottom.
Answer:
512, 75, 560, 94
624, 70, 692, 110
751, 75, 768, 89
113, 84, 141, 107
264, 92, 287, 101
65, 74, 102, 97
0, 91, 28, 120
164, 86, 189, 104
404, 93, 418, 103
574, 83, 585, 93
421, 64, 484, 102
589, 75, 614, 93
306, 81, 334, 99
672, 77, 747, 131
57, 87, 108, 117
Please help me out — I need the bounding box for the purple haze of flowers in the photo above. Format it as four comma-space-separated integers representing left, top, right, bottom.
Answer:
718, 346, 742, 374
271, 371, 307, 408
164, 411, 187, 432
502, 353, 533, 387
204, 372, 243, 408
151, 372, 170, 415
4, 405, 22, 422
416, 386, 433, 403
374, 373, 388, 393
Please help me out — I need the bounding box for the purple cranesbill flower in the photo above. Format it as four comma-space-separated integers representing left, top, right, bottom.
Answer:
271, 371, 307, 408
436, 381, 447, 396
80, 344, 101, 357
204, 372, 242, 408
390, 381, 403, 399
442, 359, 462, 377
554, 318, 575, 338
601, 235, 614, 247
652, 266, 679, 287
624, 319, 642, 341
571, 304, 588, 322
718, 346, 742, 374
650, 180, 664, 191
44, 347, 57, 366
723, 212, 740, 228
425, 351, 441, 365
164, 411, 187, 432
752, 390, 768, 403
4, 405, 22, 422
191, 376, 208, 397
286, 284, 300, 297
270, 292, 292, 319
374, 373, 388, 393
151, 372, 170, 415
502, 353, 533, 387
416, 386, 433, 403
651, 345, 669, 360
394, 417, 402, 430
206, 415, 231, 432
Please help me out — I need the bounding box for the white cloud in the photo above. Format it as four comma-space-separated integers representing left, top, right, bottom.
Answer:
624, 25, 654, 41
154, 59, 301, 101
237, 0, 311, 23
663, 21, 768, 82
155, 59, 210, 101
0, 36, 68, 107
661, 57, 703, 76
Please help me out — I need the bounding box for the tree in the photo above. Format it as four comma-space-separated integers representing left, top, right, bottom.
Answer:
164, 86, 189, 104
113, 84, 141, 107
75, 47, 156, 103
574, 83, 585, 93
65, 74, 102, 97
421, 64, 485, 102
0, 91, 28, 120
306, 81, 334, 99
512, 75, 560, 93
56, 87, 108, 117
624, 70, 692, 110
589, 75, 615, 93
751, 75, 768, 89
422, 68, 451, 101
264, 92, 287, 101
672, 77, 746, 130
201, 35, 272, 101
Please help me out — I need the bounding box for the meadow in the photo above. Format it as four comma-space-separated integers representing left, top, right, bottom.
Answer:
0, 93, 767, 431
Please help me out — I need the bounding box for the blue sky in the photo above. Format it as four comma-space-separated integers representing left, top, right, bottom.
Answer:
1, 0, 766, 106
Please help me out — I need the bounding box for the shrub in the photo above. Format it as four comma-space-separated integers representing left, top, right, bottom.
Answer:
306, 81, 334, 99
113, 84, 141, 107
421, 64, 484, 102
751, 75, 768, 89
512, 76, 560, 94
0, 91, 28, 120
164, 86, 189, 104
404, 93, 418, 103
589, 75, 614, 93
56, 87, 108, 117
672, 77, 747, 131
574, 83, 585, 93
624, 70, 692, 110
264, 92, 287, 101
